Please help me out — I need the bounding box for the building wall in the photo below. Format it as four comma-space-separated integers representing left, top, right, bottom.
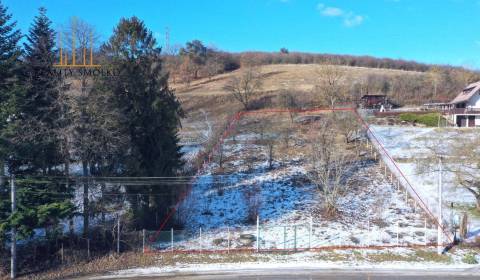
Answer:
476, 116, 480, 126
467, 92, 480, 108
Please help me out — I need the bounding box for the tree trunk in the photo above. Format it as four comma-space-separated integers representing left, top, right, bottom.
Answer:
65, 162, 75, 240
82, 161, 89, 238
0, 158, 4, 187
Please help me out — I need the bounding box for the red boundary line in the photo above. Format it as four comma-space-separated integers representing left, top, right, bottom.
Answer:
148, 111, 244, 244
352, 110, 453, 242
147, 107, 452, 252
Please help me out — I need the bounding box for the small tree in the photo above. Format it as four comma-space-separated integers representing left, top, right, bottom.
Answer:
279, 90, 298, 122
179, 40, 207, 79
224, 67, 262, 110
419, 135, 480, 211
315, 64, 345, 108
306, 117, 356, 216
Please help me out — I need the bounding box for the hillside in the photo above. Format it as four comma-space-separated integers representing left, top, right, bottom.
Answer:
176, 64, 426, 144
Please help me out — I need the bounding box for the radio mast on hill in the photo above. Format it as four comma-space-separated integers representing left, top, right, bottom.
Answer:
165, 26, 170, 54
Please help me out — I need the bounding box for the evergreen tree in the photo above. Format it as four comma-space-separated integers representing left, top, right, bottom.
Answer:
3, 7, 73, 242
10, 7, 62, 174
0, 0, 21, 245
101, 17, 184, 229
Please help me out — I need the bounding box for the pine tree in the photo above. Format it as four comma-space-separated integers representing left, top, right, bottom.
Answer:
3, 7, 74, 242
11, 7, 62, 174
102, 17, 184, 229
0, 0, 21, 246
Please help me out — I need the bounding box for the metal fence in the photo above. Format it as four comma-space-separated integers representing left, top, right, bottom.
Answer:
146, 217, 440, 253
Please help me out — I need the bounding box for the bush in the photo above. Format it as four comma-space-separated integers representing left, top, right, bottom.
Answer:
462, 253, 478, 264
399, 113, 445, 127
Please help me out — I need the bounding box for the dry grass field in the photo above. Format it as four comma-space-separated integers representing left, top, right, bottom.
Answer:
176, 64, 425, 148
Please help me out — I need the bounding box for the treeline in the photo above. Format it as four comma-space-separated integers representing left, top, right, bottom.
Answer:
165, 41, 479, 77
166, 41, 480, 104
234, 51, 433, 72
346, 68, 480, 105
0, 1, 184, 264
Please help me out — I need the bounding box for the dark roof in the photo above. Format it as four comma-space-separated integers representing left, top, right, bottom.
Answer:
361, 94, 386, 98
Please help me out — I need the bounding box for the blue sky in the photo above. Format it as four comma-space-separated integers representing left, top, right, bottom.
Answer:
4, 0, 480, 68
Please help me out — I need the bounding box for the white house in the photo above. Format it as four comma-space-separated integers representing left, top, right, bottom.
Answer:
447, 81, 480, 127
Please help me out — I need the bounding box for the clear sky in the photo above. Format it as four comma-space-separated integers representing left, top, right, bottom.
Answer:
4, 0, 480, 68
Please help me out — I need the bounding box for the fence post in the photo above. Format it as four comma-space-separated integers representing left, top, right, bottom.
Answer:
367, 219, 370, 247
117, 214, 120, 254
424, 218, 428, 246
294, 225, 297, 252
199, 227, 202, 253
256, 216, 260, 252
10, 175, 16, 280
227, 227, 230, 254
396, 221, 400, 246
171, 228, 174, 253
142, 229, 146, 253
87, 239, 90, 259
309, 217, 313, 250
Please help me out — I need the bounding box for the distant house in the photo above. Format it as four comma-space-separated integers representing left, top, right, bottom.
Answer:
360, 94, 386, 109
445, 81, 480, 127
360, 94, 396, 110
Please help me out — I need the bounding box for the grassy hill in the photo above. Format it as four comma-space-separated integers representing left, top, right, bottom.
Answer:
175, 64, 428, 152
176, 64, 424, 122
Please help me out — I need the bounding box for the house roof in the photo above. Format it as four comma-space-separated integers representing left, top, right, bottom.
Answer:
450, 81, 480, 104
361, 94, 386, 98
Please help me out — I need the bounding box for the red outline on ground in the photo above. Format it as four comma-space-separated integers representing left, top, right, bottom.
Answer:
146, 107, 452, 253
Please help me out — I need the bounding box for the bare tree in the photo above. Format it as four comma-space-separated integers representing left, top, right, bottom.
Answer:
427, 66, 443, 100
224, 67, 262, 110
450, 138, 480, 211
306, 117, 356, 216
419, 134, 480, 211
336, 112, 361, 144
315, 64, 345, 108
279, 90, 299, 122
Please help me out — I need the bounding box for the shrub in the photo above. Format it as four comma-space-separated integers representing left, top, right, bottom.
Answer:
462, 253, 478, 264
399, 113, 445, 127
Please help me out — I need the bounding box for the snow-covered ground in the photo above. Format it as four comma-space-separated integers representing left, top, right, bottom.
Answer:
151, 115, 442, 252
369, 125, 480, 240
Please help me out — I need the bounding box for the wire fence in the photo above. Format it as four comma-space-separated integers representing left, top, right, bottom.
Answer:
0, 107, 463, 277
146, 217, 442, 254
355, 110, 454, 243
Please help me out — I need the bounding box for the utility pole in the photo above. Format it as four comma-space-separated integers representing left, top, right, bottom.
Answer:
11, 175, 16, 279
117, 214, 120, 254
165, 26, 170, 54
437, 158, 443, 255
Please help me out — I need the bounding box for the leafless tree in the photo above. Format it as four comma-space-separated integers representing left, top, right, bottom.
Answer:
336, 112, 361, 144
314, 64, 345, 108
450, 137, 480, 211
224, 67, 263, 110
279, 90, 299, 122
419, 134, 480, 211
427, 66, 443, 100
306, 117, 357, 216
